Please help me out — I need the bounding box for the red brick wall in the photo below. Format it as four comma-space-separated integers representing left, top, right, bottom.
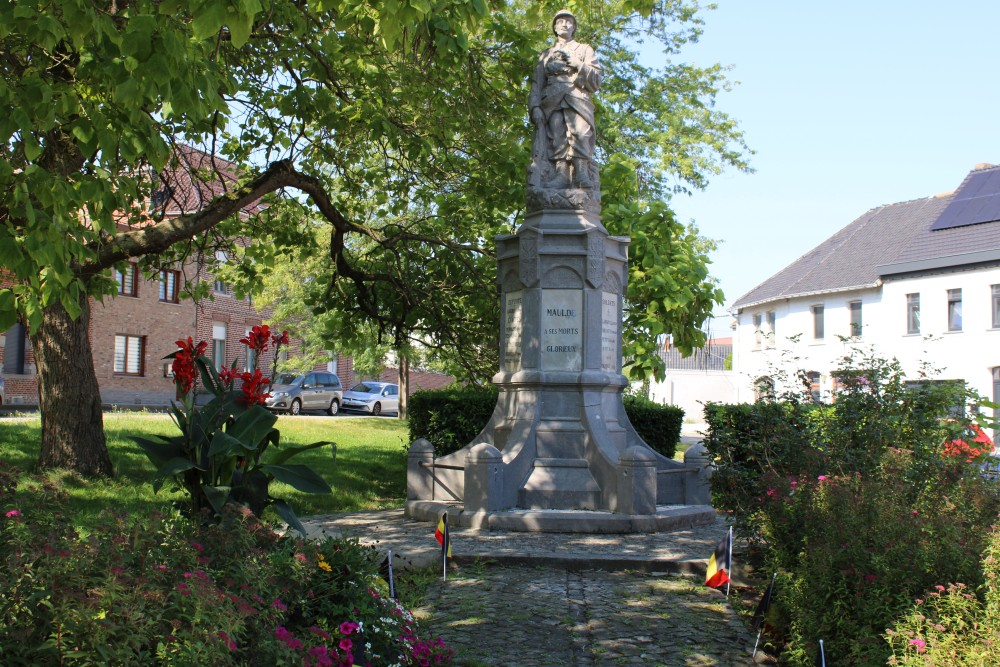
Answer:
90, 266, 196, 406
377, 367, 455, 395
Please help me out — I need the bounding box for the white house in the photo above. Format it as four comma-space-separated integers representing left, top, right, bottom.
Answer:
730, 163, 1000, 421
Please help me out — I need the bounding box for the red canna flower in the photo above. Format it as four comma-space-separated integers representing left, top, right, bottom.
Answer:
240, 324, 272, 355
172, 337, 208, 396
238, 368, 271, 405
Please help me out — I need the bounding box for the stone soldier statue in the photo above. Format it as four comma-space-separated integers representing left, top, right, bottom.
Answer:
528, 9, 602, 206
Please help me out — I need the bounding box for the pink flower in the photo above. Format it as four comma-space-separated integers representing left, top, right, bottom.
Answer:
935, 585, 946, 591
4, 509, 20, 518
217, 631, 237, 651
308, 626, 331, 641
817, 475, 828, 481
339, 638, 353, 652
272, 598, 287, 611
190, 541, 204, 553
339, 621, 359, 635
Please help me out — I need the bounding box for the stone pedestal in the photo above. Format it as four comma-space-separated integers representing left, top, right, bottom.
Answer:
405, 207, 708, 532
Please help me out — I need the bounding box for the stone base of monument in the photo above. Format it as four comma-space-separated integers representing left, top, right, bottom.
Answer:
402, 205, 719, 534
406, 500, 716, 534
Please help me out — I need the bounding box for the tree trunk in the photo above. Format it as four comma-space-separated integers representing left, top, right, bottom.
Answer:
398, 353, 410, 420
35, 296, 113, 476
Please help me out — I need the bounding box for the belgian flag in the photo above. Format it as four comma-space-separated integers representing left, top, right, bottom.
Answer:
705, 527, 732, 589
435, 513, 452, 558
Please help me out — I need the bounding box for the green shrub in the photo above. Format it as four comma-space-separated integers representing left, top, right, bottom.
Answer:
703, 346, 1000, 666
886, 527, 1000, 666
0, 463, 452, 666
408, 386, 500, 456
622, 395, 683, 459
409, 386, 683, 459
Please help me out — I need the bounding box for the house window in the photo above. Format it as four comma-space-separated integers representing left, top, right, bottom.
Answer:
812, 305, 825, 340
114, 334, 144, 375
159, 270, 180, 303
245, 328, 257, 372
115, 263, 138, 297
849, 301, 862, 337
766, 310, 776, 344
754, 376, 775, 402
3, 323, 27, 374
947, 288, 962, 331
752, 313, 762, 349
212, 323, 226, 371
992, 285, 1000, 329
806, 371, 822, 402
906, 293, 920, 334
213, 250, 228, 295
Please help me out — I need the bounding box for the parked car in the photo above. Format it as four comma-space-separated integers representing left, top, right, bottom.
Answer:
341, 382, 399, 416
0, 375, 5, 405
265, 371, 343, 415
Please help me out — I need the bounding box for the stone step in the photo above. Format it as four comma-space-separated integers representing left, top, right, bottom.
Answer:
518, 459, 601, 510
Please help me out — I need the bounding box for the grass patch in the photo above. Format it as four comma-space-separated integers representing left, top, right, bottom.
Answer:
0, 413, 410, 529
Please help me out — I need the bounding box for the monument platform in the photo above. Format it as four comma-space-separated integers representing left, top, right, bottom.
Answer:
406, 500, 716, 534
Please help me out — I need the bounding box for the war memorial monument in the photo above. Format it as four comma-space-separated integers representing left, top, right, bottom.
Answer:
406, 11, 714, 533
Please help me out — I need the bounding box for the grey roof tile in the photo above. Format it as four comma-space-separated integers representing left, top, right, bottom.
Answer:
732, 196, 946, 309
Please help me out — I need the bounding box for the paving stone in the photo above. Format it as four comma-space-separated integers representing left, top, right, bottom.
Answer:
302, 509, 755, 666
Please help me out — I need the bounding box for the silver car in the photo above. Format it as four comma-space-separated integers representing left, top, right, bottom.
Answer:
341, 382, 399, 416
265, 371, 343, 416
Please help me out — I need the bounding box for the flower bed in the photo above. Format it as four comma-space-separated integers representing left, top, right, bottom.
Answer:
0, 463, 451, 666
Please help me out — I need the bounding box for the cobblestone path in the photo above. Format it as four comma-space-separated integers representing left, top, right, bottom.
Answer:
413, 564, 755, 667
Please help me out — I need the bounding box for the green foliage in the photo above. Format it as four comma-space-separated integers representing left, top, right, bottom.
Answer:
621, 394, 683, 458
0, 465, 452, 665
408, 386, 502, 456
409, 385, 683, 458
886, 528, 1000, 666
134, 336, 332, 534
703, 347, 1000, 666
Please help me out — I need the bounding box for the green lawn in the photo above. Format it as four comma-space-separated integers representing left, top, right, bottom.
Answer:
0, 412, 411, 528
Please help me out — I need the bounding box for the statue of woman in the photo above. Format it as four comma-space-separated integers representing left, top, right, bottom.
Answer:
529, 10, 602, 192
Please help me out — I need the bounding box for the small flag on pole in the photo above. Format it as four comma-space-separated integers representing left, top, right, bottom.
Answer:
705, 526, 732, 591
386, 550, 395, 599
435, 512, 452, 580
752, 572, 777, 659
378, 550, 396, 599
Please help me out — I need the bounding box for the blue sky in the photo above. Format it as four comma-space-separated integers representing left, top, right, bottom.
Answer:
660, 1, 1000, 333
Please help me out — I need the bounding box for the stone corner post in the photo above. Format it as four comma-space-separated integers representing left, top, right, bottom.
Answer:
682, 441, 714, 505
616, 446, 657, 515
464, 443, 505, 513
407, 438, 436, 501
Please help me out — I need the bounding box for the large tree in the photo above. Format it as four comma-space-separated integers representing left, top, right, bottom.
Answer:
0, 0, 748, 476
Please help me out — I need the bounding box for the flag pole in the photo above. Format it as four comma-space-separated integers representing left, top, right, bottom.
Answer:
387, 549, 395, 599
725, 526, 733, 597
752, 571, 777, 659
819, 639, 826, 667
442, 511, 448, 582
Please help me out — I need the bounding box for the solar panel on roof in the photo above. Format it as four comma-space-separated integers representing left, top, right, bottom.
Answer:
931, 168, 1000, 231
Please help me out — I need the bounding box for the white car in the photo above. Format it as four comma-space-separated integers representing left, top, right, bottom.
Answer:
341, 382, 399, 416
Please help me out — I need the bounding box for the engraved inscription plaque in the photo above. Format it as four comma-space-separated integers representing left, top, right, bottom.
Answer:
600, 292, 618, 371
504, 291, 524, 371
541, 289, 583, 371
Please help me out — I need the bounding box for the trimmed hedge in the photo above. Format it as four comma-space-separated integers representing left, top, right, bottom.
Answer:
408, 386, 683, 459
622, 395, 683, 459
